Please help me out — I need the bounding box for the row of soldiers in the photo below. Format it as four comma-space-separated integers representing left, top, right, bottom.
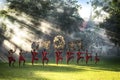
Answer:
8, 46, 100, 67
8, 35, 100, 67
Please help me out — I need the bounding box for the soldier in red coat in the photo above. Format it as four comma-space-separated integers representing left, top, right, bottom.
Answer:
8, 48, 16, 67
19, 49, 26, 66
76, 49, 84, 64
85, 50, 92, 64
55, 49, 63, 65
95, 53, 100, 64
31, 49, 39, 65
66, 49, 74, 64
42, 49, 49, 66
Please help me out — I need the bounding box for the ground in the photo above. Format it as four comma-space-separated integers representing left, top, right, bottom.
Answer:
0, 56, 120, 80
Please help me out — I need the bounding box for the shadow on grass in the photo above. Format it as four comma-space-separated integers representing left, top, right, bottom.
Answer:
3, 63, 85, 72
77, 56, 120, 72
0, 63, 49, 80
0, 62, 86, 80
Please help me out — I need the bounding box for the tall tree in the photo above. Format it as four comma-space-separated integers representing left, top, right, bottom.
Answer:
92, 0, 120, 46
0, 0, 83, 34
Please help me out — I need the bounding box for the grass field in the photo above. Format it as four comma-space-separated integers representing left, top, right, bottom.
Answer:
0, 56, 120, 80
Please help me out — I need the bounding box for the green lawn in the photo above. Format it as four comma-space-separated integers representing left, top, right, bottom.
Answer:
0, 57, 120, 80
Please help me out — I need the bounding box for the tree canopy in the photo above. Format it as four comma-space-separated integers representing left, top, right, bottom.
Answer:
92, 0, 120, 46
0, 0, 83, 34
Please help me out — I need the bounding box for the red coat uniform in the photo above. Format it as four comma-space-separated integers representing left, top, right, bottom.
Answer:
8, 56, 15, 62
55, 51, 63, 65
76, 51, 84, 64
66, 51, 74, 64
85, 51, 92, 64
8, 50, 16, 67
31, 51, 39, 65
19, 51, 25, 66
95, 53, 100, 64
42, 51, 49, 65
19, 53, 25, 61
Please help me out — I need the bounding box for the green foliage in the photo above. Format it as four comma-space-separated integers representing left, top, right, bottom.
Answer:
4, 0, 83, 33
0, 10, 8, 17
7, 0, 51, 18
92, 0, 120, 46
0, 10, 7, 15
